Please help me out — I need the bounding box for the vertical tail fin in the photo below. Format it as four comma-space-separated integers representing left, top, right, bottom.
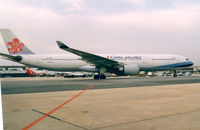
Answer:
0, 29, 35, 55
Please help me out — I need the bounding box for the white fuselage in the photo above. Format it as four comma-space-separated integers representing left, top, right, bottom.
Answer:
0, 29, 193, 76
19, 54, 193, 72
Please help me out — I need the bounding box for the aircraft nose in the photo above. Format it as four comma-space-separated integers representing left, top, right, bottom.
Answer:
187, 61, 194, 66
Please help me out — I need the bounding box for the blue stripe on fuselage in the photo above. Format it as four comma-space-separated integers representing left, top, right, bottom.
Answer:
140, 61, 193, 71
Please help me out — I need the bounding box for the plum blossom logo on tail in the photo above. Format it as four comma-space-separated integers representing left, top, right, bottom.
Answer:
7, 38, 24, 53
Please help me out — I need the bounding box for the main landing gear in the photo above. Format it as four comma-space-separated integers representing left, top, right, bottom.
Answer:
94, 67, 107, 80
94, 74, 106, 80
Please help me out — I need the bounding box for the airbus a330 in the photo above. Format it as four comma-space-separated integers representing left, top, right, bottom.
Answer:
0, 29, 194, 79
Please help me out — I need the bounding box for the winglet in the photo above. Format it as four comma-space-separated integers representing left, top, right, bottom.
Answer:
56, 41, 69, 49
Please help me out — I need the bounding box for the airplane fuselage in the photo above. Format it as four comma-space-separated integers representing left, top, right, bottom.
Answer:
0, 29, 194, 79
19, 54, 193, 73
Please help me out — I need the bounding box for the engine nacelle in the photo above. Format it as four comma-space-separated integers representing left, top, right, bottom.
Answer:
123, 64, 140, 75
79, 65, 98, 72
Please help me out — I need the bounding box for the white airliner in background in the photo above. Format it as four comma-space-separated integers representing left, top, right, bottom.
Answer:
0, 29, 194, 79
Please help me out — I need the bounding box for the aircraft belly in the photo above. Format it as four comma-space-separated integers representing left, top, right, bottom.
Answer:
21, 56, 88, 71
52, 60, 87, 70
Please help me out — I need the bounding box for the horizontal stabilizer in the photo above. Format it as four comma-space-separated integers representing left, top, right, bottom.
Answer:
0, 52, 22, 62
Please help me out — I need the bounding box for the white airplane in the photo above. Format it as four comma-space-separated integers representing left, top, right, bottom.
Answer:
0, 29, 194, 79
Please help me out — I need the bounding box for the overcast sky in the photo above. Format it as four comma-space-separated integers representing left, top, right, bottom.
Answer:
0, 0, 200, 64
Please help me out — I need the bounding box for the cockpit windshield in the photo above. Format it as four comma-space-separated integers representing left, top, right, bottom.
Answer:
186, 59, 190, 61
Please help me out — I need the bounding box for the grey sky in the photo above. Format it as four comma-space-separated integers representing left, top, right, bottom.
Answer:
0, 0, 200, 65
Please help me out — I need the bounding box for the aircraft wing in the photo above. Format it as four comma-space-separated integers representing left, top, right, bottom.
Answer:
0, 52, 22, 62
57, 41, 124, 69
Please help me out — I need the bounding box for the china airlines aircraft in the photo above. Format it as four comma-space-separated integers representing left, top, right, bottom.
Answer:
0, 29, 194, 79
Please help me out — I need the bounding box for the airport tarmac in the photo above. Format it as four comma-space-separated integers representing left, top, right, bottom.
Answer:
1, 76, 200, 130
1, 76, 200, 94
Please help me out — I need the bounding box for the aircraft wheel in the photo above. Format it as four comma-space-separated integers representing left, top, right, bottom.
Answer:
173, 74, 177, 77
100, 74, 106, 79
94, 75, 100, 80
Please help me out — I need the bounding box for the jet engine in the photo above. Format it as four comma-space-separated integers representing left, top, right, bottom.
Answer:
123, 64, 140, 75
79, 65, 98, 72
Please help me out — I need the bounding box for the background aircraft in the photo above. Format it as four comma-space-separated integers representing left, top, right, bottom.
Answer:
25, 65, 36, 77
0, 29, 194, 79
25, 65, 49, 77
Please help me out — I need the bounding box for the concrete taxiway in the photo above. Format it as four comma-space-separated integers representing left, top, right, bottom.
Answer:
1, 76, 200, 130
1, 76, 200, 94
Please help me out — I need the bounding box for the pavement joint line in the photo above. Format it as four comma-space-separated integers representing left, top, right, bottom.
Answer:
3, 98, 29, 108
91, 108, 200, 130
22, 85, 94, 130
32, 109, 88, 130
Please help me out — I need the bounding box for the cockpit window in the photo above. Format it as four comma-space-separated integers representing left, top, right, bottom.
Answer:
186, 59, 189, 61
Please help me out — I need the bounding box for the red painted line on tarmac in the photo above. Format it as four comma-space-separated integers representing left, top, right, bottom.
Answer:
22, 85, 94, 130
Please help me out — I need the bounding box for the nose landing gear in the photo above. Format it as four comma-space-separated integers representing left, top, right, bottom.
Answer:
173, 71, 177, 77
173, 73, 177, 77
